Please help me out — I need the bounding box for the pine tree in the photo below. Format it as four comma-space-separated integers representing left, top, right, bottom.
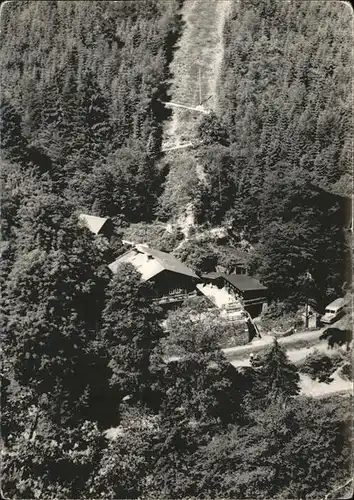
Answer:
197, 112, 229, 147
100, 263, 164, 402
22, 78, 44, 137
77, 69, 113, 164
252, 338, 300, 402
0, 99, 28, 164
61, 49, 82, 150
37, 72, 67, 165
88, 142, 160, 221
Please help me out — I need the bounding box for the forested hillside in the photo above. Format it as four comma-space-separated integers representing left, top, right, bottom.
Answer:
193, 0, 352, 310
1, 1, 352, 498
1, 0, 352, 311
1, 0, 181, 221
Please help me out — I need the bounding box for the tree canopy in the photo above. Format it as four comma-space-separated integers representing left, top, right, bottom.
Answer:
0, 1, 352, 498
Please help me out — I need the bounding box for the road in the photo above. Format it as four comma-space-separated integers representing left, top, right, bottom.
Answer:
223, 327, 325, 363
222, 322, 353, 398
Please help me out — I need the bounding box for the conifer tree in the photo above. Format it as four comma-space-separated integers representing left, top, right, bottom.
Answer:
100, 263, 164, 402
197, 112, 229, 147
251, 338, 300, 402
37, 73, 67, 165
77, 69, 113, 163
0, 99, 28, 164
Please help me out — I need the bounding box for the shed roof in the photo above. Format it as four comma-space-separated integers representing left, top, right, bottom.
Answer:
108, 244, 198, 281
223, 274, 267, 292
203, 272, 267, 292
79, 214, 110, 235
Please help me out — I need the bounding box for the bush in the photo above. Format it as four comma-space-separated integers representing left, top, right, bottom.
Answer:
338, 363, 352, 381
181, 295, 212, 312
161, 299, 248, 358
173, 239, 218, 274
122, 222, 183, 252
260, 304, 304, 333
154, 230, 184, 253
218, 321, 249, 348
298, 349, 343, 383
122, 222, 166, 243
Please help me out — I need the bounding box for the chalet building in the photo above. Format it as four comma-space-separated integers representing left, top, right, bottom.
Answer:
108, 244, 201, 312
79, 214, 114, 238
202, 272, 268, 318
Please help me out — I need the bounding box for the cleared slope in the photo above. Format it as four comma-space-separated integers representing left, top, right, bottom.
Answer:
163, 0, 232, 146
160, 0, 232, 231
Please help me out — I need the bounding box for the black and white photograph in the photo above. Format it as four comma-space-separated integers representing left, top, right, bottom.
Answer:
0, 0, 353, 498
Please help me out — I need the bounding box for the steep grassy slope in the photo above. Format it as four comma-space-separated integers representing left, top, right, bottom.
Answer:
163, 0, 232, 145
159, 0, 232, 226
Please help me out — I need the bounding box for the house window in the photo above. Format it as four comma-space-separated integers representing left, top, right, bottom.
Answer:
169, 288, 184, 295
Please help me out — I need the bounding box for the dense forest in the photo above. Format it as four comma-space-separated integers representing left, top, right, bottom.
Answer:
1, 0, 182, 222
0, 1, 352, 498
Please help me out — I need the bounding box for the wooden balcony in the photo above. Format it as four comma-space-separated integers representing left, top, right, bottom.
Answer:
153, 290, 198, 305
243, 296, 267, 307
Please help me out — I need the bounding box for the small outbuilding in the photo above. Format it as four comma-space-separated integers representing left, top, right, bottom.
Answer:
202, 272, 268, 318
79, 214, 113, 238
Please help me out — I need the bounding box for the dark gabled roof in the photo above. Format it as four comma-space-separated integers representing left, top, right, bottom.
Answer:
223, 274, 267, 292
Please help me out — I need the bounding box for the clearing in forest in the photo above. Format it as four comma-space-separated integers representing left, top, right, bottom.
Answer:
160, 0, 232, 232
162, 0, 232, 148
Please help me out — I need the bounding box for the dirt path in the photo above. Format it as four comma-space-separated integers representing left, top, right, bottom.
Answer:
223, 328, 325, 362
230, 345, 352, 398
299, 372, 352, 398
230, 343, 324, 368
